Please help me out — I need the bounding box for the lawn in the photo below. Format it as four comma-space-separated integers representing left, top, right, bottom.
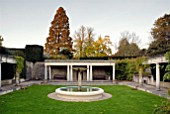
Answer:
0, 85, 165, 114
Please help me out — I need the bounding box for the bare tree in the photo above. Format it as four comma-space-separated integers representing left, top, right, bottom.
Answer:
115, 31, 140, 56
73, 25, 86, 58
73, 26, 96, 58
120, 31, 141, 44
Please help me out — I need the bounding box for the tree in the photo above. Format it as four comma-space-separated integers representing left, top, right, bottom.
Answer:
15, 56, 24, 85
120, 31, 141, 44
0, 35, 3, 47
84, 27, 95, 57
73, 26, 112, 58
115, 31, 140, 56
73, 25, 86, 58
135, 57, 148, 86
151, 13, 170, 40
147, 38, 170, 56
44, 7, 73, 58
73, 26, 95, 58
93, 35, 112, 57
148, 13, 170, 55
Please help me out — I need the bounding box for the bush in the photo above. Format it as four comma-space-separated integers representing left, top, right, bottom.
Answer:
153, 100, 170, 114
115, 59, 137, 80
0, 46, 10, 54
25, 45, 43, 63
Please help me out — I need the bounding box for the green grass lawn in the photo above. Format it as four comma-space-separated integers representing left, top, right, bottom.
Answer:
0, 85, 166, 114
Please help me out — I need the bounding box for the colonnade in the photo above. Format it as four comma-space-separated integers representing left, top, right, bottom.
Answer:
44, 62, 115, 82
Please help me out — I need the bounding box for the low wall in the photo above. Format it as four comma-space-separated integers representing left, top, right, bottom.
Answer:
1, 78, 25, 86
133, 75, 170, 88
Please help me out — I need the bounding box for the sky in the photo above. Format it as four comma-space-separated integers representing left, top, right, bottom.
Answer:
0, 0, 170, 53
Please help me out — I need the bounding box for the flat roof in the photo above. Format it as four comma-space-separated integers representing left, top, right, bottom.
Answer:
45, 59, 115, 66
45, 59, 115, 63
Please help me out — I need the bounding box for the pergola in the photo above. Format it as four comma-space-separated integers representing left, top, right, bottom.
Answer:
0, 54, 16, 88
145, 55, 168, 90
44, 60, 115, 81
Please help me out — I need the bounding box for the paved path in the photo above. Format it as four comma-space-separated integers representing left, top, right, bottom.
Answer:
0, 80, 169, 99
118, 81, 170, 99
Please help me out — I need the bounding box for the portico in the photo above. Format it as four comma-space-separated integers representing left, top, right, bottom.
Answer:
44, 60, 115, 82
145, 55, 168, 90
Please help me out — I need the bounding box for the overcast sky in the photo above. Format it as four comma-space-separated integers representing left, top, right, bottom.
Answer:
0, 0, 170, 53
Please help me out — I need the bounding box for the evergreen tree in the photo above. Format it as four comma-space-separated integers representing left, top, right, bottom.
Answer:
44, 7, 73, 58
115, 32, 140, 56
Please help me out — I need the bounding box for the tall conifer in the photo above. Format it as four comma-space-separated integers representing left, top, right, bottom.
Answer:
45, 7, 72, 57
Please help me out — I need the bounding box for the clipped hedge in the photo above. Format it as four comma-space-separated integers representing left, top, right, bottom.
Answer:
0, 47, 10, 54
25, 45, 43, 63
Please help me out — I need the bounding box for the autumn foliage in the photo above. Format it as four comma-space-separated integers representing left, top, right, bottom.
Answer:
44, 7, 73, 58
147, 13, 170, 55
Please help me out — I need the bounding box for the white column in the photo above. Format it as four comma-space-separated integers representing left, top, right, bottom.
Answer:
44, 65, 47, 80
70, 65, 73, 81
156, 63, 160, 90
87, 65, 89, 81
49, 66, 52, 80
0, 62, 2, 88
67, 65, 70, 81
90, 65, 93, 81
112, 64, 115, 81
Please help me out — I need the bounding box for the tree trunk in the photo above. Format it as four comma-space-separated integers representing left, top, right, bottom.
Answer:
16, 72, 20, 85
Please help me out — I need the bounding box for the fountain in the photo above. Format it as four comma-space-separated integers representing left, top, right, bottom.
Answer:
48, 67, 112, 102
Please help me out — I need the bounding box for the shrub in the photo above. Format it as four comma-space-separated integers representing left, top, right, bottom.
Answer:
25, 45, 43, 63
115, 59, 137, 80
153, 100, 170, 114
164, 52, 170, 81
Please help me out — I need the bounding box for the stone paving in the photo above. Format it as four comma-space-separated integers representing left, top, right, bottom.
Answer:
0, 80, 169, 99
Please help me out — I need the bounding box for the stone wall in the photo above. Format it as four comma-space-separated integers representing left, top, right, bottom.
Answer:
26, 61, 44, 80
34, 62, 44, 79
133, 74, 170, 88
26, 61, 33, 80
133, 75, 154, 85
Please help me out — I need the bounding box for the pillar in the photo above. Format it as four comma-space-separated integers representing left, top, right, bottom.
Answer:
49, 66, 52, 80
156, 63, 160, 90
70, 65, 73, 81
67, 65, 70, 81
139, 67, 143, 86
87, 65, 89, 81
112, 64, 115, 81
90, 65, 93, 81
44, 65, 48, 80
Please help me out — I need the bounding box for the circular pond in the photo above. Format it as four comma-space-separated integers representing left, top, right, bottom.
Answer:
55, 86, 104, 100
